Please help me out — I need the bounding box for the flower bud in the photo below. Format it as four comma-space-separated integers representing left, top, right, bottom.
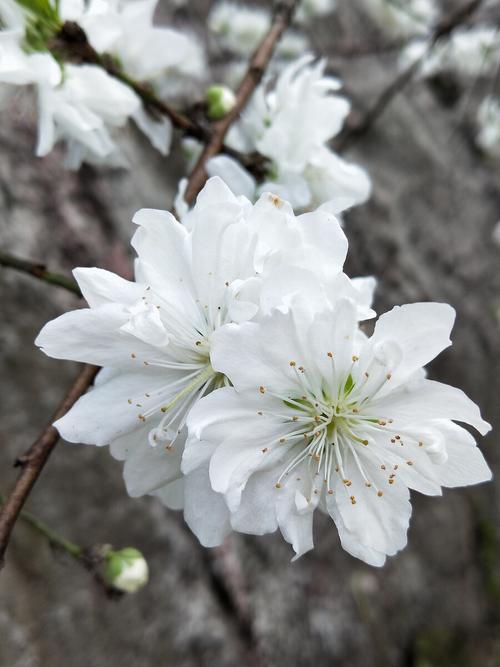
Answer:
104, 547, 149, 593
205, 85, 236, 120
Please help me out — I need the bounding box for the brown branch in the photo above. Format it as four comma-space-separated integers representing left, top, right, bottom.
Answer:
0, 364, 99, 567
0, 0, 298, 569
336, 0, 485, 151
0, 251, 81, 296
183, 0, 300, 204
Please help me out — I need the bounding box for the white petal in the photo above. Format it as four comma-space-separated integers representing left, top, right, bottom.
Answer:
258, 172, 311, 209
36, 304, 160, 366
184, 465, 231, 547
276, 473, 315, 559
206, 155, 256, 200
259, 265, 326, 316
210, 312, 312, 395
230, 468, 279, 535
192, 175, 239, 211
209, 429, 287, 511
120, 303, 170, 347
295, 209, 348, 280
372, 379, 491, 436
367, 303, 456, 385
132, 106, 172, 155
431, 420, 492, 487
73, 267, 144, 307
326, 507, 387, 567
152, 477, 185, 510
328, 453, 412, 561
123, 431, 184, 497
307, 148, 372, 211
54, 368, 181, 445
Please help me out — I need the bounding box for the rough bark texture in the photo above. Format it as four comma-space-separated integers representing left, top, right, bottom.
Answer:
1, 2, 500, 666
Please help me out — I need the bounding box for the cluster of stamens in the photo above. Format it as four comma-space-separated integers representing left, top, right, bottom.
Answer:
256, 354, 419, 505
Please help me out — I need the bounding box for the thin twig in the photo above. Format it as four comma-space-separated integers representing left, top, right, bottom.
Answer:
0, 493, 122, 596
183, 0, 300, 204
0, 0, 298, 569
0, 364, 99, 567
15, 502, 83, 558
0, 251, 81, 296
336, 0, 485, 151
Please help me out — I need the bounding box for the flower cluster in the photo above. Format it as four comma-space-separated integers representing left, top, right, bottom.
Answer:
36, 176, 492, 566
203, 55, 371, 214
0, 0, 204, 167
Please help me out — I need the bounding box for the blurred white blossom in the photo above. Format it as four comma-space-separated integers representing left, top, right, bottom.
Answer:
361, 0, 436, 39
295, 0, 337, 25
205, 55, 371, 213
0, 29, 140, 167
0, 0, 207, 164
208, 1, 310, 61
402, 26, 500, 79
208, 1, 270, 57
71, 0, 205, 82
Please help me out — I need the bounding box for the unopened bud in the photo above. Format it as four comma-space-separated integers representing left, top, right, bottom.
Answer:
205, 85, 236, 120
104, 547, 149, 593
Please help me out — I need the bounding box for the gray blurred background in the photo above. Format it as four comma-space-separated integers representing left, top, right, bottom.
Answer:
1, 1, 500, 665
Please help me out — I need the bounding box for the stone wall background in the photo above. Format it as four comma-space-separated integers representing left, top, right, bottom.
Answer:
1, 1, 500, 666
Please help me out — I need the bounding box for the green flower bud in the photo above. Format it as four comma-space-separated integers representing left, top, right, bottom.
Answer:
205, 84, 236, 120
104, 547, 149, 593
